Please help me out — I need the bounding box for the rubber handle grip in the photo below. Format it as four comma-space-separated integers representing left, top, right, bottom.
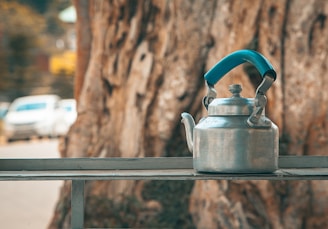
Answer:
204, 49, 276, 85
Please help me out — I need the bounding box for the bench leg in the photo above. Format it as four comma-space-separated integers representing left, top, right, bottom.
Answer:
71, 180, 85, 229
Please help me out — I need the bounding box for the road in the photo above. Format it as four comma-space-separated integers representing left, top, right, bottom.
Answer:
0, 139, 63, 229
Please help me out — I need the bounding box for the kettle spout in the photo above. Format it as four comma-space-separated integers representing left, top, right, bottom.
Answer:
181, 112, 195, 153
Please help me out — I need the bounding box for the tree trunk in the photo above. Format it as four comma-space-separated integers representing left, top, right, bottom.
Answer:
73, 0, 91, 102
49, 0, 328, 228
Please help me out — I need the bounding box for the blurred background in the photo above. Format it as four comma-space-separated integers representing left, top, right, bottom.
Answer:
0, 1, 75, 228
0, 0, 74, 101
1, 0, 328, 229
0, 0, 77, 143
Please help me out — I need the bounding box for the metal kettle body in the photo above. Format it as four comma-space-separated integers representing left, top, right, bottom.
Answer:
181, 50, 279, 173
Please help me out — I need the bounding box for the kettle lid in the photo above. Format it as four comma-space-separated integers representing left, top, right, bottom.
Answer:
208, 84, 254, 116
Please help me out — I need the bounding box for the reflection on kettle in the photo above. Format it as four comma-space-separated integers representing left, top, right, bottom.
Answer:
181, 50, 279, 173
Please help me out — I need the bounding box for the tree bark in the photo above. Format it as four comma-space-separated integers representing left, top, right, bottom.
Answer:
73, 0, 91, 102
49, 0, 328, 228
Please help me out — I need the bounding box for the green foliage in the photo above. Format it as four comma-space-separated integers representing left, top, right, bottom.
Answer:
16, 0, 51, 14
10, 0, 71, 14
0, 2, 46, 99
0, 1, 73, 100
14, 0, 70, 35
0, 2, 45, 37
45, 14, 66, 35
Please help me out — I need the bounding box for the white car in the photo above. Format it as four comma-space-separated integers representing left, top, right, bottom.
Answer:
53, 99, 77, 136
0, 102, 9, 119
4, 95, 61, 140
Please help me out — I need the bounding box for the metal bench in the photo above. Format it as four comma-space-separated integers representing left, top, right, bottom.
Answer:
1, 156, 327, 229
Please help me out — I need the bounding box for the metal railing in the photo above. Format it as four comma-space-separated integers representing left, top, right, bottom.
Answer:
1, 156, 328, 229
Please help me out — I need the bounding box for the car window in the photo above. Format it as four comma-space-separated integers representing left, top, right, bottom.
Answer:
63, 105, 73, 112
15, 102, 47, 112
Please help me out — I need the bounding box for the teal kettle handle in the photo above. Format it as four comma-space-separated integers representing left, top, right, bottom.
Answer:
204, 49, 276, 86
203, 50, 277, 127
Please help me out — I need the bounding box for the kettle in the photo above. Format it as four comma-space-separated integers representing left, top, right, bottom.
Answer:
181, 50, 279, 173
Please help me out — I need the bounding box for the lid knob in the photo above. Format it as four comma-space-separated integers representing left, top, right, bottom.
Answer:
229, 84, 242, 97
207, 84, 253, 116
